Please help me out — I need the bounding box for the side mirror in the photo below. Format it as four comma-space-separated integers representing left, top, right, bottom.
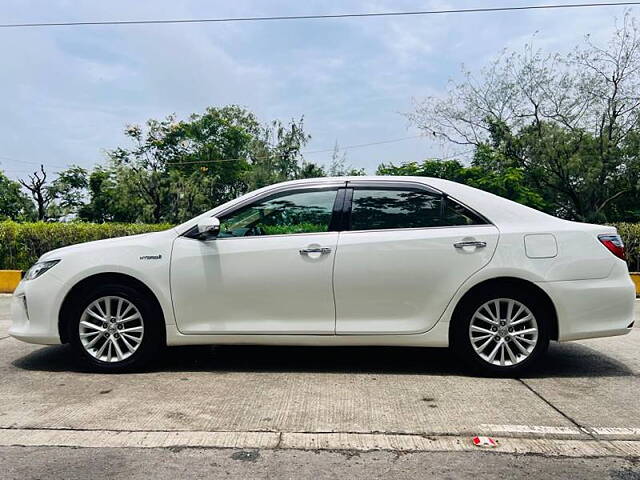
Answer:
196, 217, 220, 238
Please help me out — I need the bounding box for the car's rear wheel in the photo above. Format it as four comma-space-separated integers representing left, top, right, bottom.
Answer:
452, 286, 550, 377
68, 284, 163, 372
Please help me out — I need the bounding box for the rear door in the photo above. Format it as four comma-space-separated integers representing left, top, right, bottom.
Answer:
333, 181, 499, 334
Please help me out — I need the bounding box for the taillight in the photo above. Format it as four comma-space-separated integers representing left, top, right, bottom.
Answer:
598, 234, 626, 260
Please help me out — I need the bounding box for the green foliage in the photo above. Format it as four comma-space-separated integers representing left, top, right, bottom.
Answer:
47, 166, 89, 220
297, 162, 328, 179
471, 119, 635, 221
0, 172, 35, 221
77, 106, 317, 225
612, 223, 640, 272
377, 159, 464, 180
260, 223, 327, 235
78, 167, 147, 223
376, 158, 546, 210
243, 117, 313, 189
0, 221, 171, 270
467, 143, 547, 211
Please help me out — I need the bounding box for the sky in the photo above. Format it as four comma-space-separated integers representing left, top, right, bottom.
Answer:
0, 0, 632, 180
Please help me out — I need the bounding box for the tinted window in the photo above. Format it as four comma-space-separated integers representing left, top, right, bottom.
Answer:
218, 189, 337, 237
349, 188, 485, 231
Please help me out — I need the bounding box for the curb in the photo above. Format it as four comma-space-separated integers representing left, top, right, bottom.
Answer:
0, 428, 639, 458
630, 272, 640, 297
0, 270, 22, 294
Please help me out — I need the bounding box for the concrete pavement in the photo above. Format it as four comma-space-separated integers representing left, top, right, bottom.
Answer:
1, 294, 639, 478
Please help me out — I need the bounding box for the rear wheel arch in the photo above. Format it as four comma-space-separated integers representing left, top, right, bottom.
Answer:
58, 272, 166, 344
449, 276, 559, 343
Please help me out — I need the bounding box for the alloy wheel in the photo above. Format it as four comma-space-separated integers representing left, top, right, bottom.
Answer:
468, 298, 539, 367
78, 296, 144, 363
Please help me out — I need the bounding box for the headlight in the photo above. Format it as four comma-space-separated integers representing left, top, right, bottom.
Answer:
24, 260, 60, 281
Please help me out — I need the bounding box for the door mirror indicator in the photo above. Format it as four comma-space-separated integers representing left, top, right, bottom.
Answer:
196, 217, 220, 238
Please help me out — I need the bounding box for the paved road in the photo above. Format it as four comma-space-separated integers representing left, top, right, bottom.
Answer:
1, 295, 639, 479
2, 446, 640, 479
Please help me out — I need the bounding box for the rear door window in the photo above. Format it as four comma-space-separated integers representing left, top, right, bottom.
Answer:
349, 188, 486, 231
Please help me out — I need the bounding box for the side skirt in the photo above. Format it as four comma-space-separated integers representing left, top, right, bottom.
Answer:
164, 321, 450, 348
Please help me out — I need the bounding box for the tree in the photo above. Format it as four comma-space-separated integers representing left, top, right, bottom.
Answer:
243, 117, 312, 189
78, 167, 141, 223
100, 107, 258, 223
82, 106, 314, 224
19, 165, 53, 221
78, 168, 112, 223
327, 142, 366, 176
409, 14, 640, 222
377, 158, 466, 181
297, 161, 327, 178
0, 170, 35, 221
47, 166, 89, 220
19, 165, 90, 221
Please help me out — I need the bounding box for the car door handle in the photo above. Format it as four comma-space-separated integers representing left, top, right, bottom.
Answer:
453, 241, 487, 249
299, 247, 332, 255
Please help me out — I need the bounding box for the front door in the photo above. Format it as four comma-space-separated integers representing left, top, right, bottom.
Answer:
333, 182, 499, 334
171, 186, 343, 334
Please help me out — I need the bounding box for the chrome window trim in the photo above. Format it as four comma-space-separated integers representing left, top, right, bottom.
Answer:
194, 230, 339, 243
340, 224, 497, 235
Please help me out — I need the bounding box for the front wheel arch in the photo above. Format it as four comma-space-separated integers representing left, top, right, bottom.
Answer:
58, 272, 166, 345
449, 277, 559, 345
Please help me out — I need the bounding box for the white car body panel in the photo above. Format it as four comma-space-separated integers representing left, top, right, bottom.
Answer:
10, 230, 179, 344
333, 225, 499, 334
170, 232, 339, 334
9, 176, 635, 350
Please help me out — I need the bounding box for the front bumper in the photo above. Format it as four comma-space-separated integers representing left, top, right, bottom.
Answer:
8, 276, 63, 345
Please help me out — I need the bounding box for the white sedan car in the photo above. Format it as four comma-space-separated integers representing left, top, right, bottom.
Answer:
10, 176, 636, 375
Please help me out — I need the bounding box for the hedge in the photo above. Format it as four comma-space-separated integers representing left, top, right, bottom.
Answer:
0, 221, 172, 271
0, 220, 639, 272
612, 223, 640, 272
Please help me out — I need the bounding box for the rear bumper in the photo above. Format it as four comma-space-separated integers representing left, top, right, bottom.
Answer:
536, 263, 636, 342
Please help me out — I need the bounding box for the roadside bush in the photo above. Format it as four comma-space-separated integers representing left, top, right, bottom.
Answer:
613, 223, 640, 272
0, 221, 172, 270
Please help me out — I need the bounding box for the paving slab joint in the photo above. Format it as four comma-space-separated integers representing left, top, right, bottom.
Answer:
517, 378, 597, 440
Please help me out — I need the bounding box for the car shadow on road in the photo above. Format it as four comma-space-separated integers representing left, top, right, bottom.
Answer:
11, 341, 635, 378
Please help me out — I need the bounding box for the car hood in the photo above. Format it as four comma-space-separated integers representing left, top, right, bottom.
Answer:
39, 229, 178, 262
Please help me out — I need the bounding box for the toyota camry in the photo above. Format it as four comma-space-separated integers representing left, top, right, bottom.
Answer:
9, 176, 636, 375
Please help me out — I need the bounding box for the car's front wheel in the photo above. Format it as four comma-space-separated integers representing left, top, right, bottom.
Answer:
452, 286, 550, 377
67, 284, 163, 372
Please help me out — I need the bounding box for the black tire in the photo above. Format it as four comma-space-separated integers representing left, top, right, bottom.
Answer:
451, 285, 550, 377
67, 283, 164, 373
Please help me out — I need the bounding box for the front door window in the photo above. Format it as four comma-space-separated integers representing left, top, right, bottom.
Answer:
218, 188, 338, 237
